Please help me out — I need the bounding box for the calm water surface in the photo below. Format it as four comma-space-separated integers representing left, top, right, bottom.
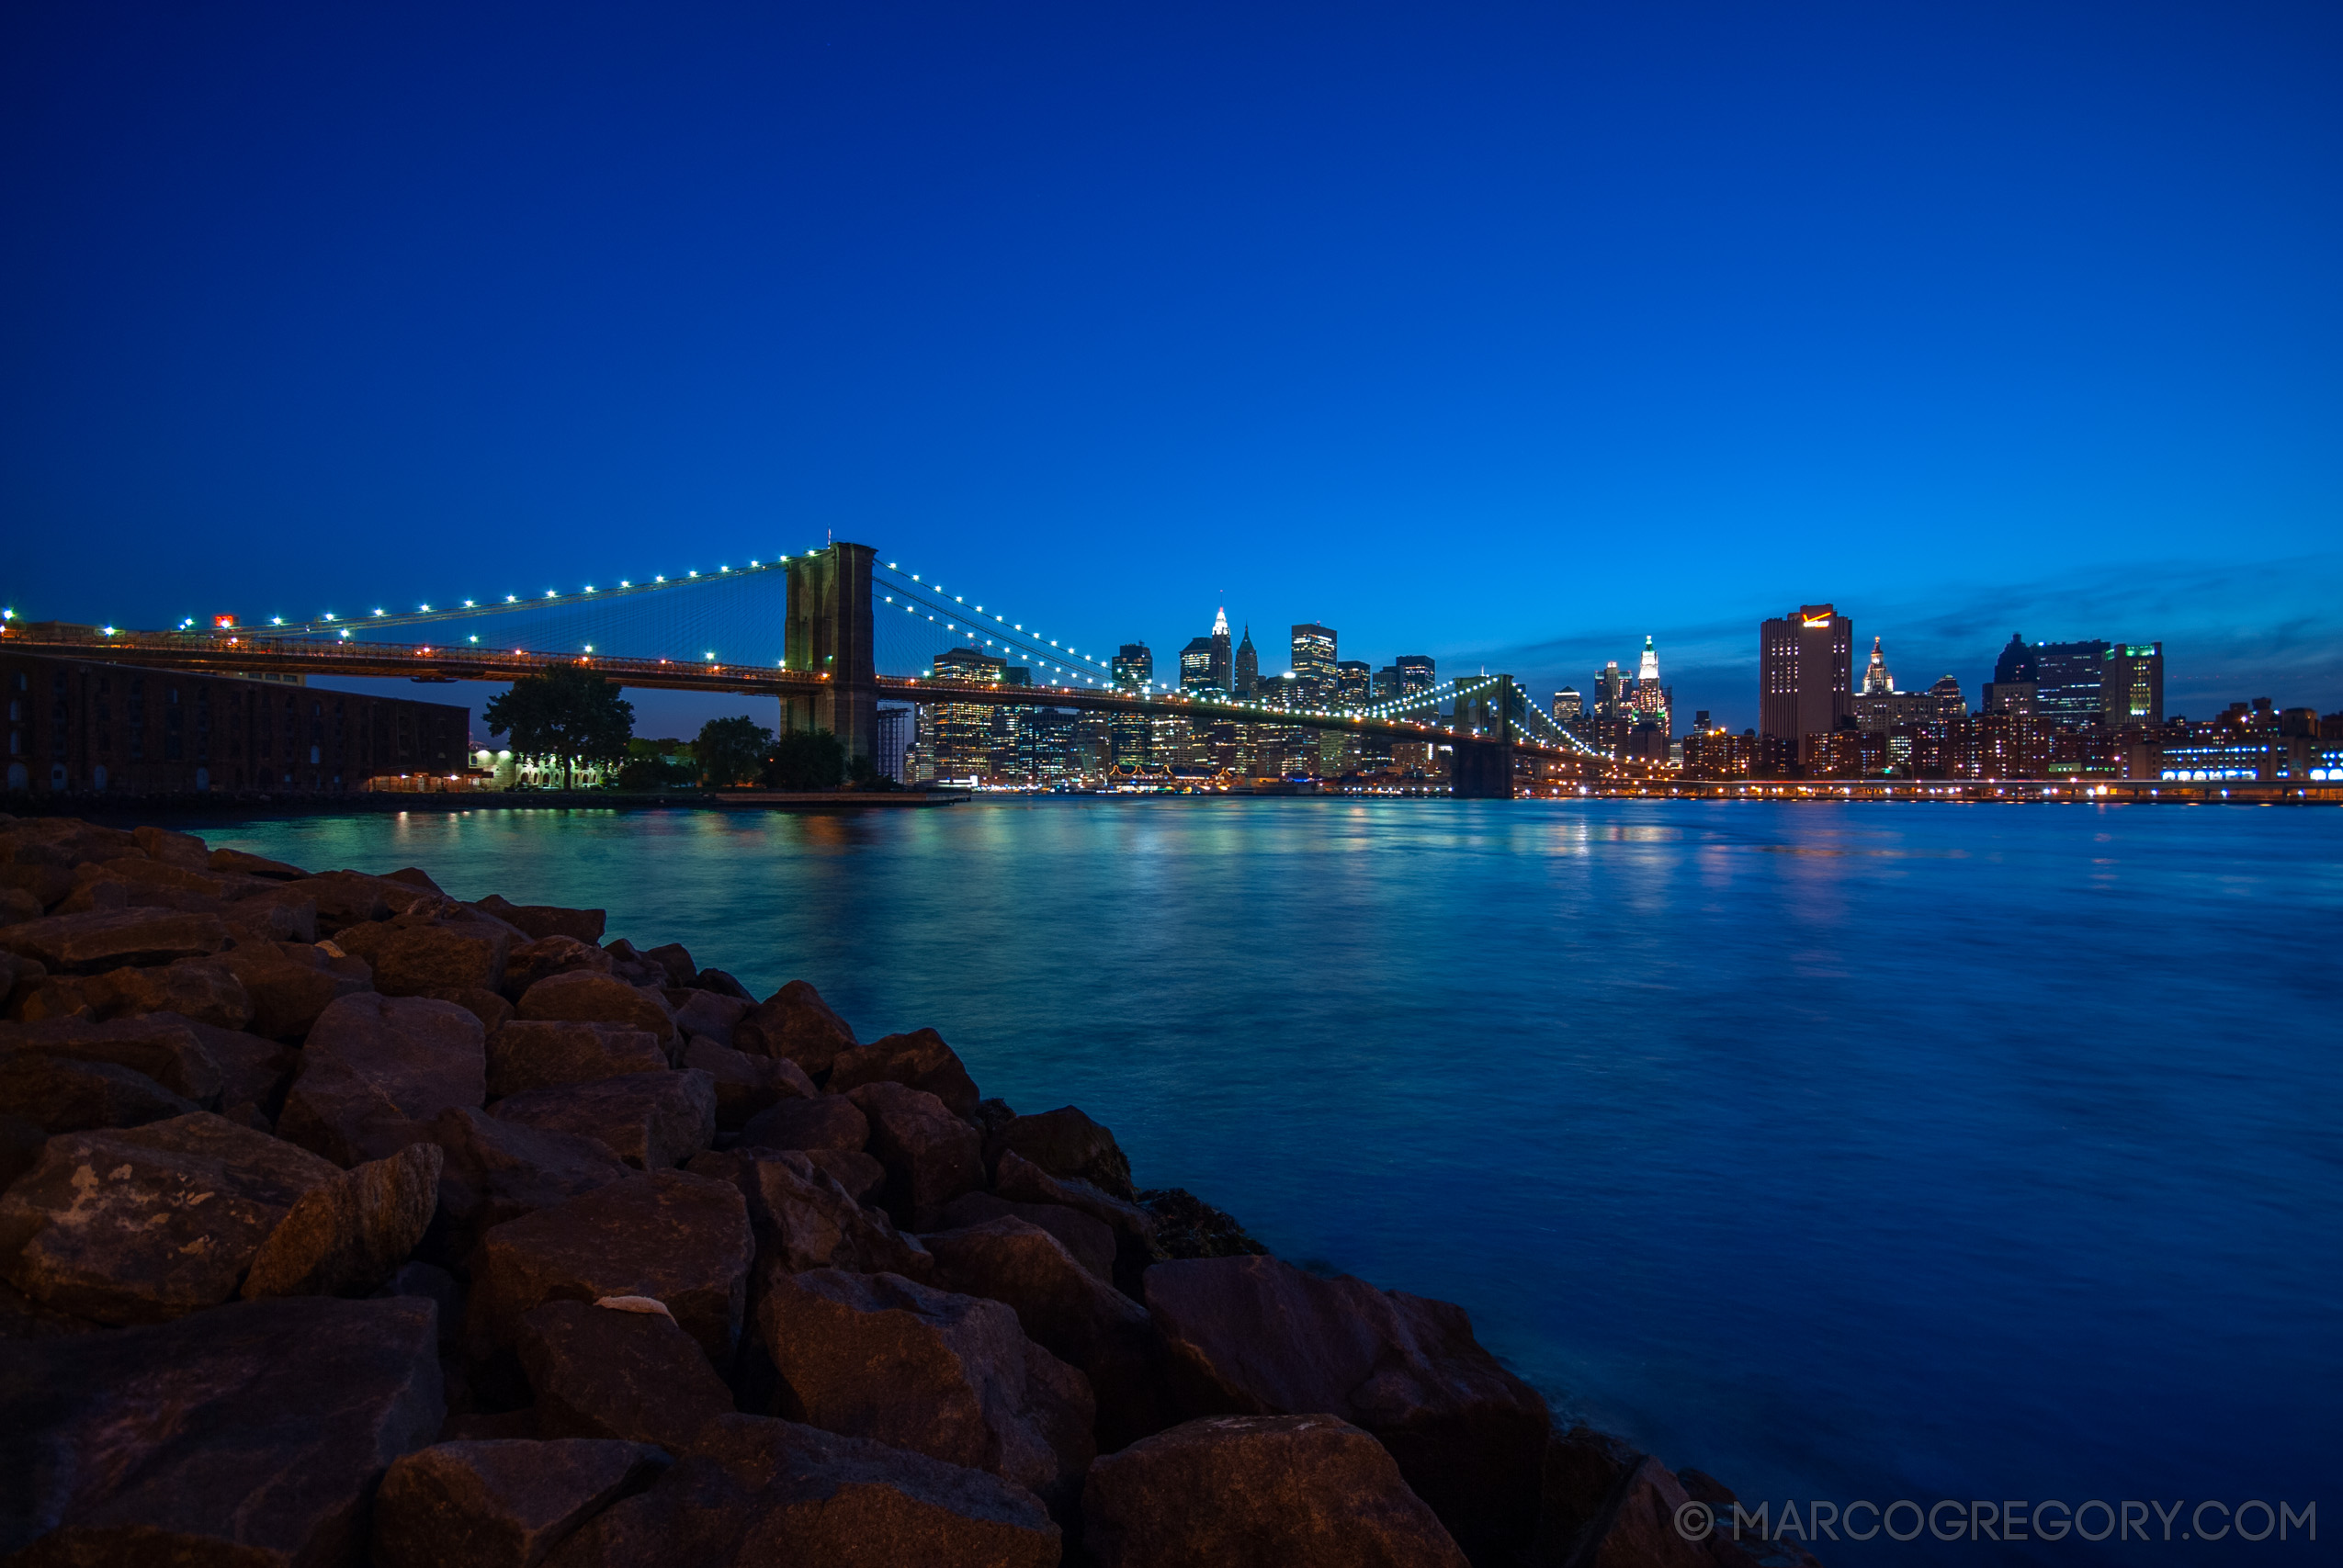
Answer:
211, 799, 2340, 1562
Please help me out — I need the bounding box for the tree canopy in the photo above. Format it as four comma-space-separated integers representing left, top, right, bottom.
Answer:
483, 665, 634, 790
696, 716, 775, 789
762, 728, 845, 791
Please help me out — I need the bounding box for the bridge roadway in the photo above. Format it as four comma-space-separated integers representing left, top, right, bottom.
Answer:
1, 627, 1653, 782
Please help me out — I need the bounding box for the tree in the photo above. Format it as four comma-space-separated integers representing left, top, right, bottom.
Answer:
763, 728, 846, 791
615, 738, 696, 791
696, 716, 775, 789
483, 665, 634, 790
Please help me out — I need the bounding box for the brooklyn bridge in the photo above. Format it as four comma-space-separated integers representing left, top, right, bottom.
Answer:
2, 541, 1663, 797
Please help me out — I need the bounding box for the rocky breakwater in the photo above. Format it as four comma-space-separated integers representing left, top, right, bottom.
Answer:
0, 813, 1812, 1568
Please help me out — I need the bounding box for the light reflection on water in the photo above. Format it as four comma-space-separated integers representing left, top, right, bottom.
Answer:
213, 798, 2340, 1563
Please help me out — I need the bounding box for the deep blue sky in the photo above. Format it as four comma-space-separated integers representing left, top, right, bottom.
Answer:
6, 0, 2339, 735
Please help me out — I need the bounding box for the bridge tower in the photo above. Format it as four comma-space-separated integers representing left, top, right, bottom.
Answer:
1450, 674, 1520, 799
782, 542, 877, 764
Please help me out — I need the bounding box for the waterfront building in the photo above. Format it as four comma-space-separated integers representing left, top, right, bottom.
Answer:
922, 646, 1005, 783
1179, 637, 1218, 694
2101, 643, 2164, 727
1291, 624, 1338, 706
1234, 626, 1260, 698
1760, 604, 1852, 755
1982, 634, 2045, 716
1336, 660, 1371, 708
874, 704, 912, 784
1108, 643, 1153, 769
2032, 639, 2114, 725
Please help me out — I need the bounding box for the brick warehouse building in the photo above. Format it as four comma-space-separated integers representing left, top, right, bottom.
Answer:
4, 649, 468, 797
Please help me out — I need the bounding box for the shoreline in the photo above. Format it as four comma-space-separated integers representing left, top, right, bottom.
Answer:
0, 811, 1812, 1565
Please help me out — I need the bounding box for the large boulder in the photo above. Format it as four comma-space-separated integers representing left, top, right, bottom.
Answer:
0, 1013, 225, 1102
1083, 1414, 1469, 1568
79, 956, 255, 1031
1527, 1427, 1765, 1568
0, 1051, 198, 1134
475, 896, 606, 945
1143, 1254, 1551, 1564
826, 1027, 980, 1118
937, 1190, 1117, 1286
132, 825, 210, 867
923, 1216, 1168, 1451
755, 1267, 1094, 1517
219, 885, 323, 944
503, 936, 614, 998
279, 993, 488, 1167
215, 939, 372, 1041
242, 1141, 446, 1300
518, 1298, 736, 1450
988, 1104, 1136, 1199
685, 1147, 931, 1279
543, 1414, 1059, 1568
996, 1150, 1158, 1292
488, 1021, 667, 1099
516, 972, 675, 1050
184, 1021, 299, 1123
730, 979, 855, 1077
682, 1038, 812, 1129
1, 1112, 339, 1323
372, 922, 513, 998
468, 1170, 754, 1367
843, 1081, 982, 1229
666, 988, 749, 1050
491, 1070, 716, 1170
803, 1148, 886, 1205
209, 847, 308, 879
373, 1438, 667, 1568
738, 1092, 866, 1153
0, 1295, 444, 1566
422, 1107, 634, 1264
0, 908, 229, 973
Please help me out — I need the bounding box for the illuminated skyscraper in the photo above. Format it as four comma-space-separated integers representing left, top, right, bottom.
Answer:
1759, 604, 1852, 748
1234, 626, 1259, 697
1210, 606, 1233, 691
1290, 624, 1337, 706
1336, 660, 1370, 707
1111, 644, 1153, 690
1396, 655, 1434, 694
1862, 637, 1895, 695
2101, 643, 2164, 727
1179, 637, 1217, 692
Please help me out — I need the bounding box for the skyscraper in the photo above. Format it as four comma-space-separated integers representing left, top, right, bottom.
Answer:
1111, 644, 1153, 690
2101, 643, 2164, 727
1552, 687, 1582, 721
1862, 636, 1895, 695
1983, 634, 2038, 714
1335, 660, 1370, 708
1395, 655, 1434, 694
1631, 636, 1672, 734
1178, 637, 1218, 693
1290, 623, 1337, 706
1759, 604, 1852, 750
1109, 643, 1152, 769
2032, 640, 2113, 725
1234, 626, 1259, 697
1210, 606, 1233, 692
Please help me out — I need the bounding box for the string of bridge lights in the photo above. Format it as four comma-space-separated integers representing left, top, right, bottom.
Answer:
874, 564, 1126, 689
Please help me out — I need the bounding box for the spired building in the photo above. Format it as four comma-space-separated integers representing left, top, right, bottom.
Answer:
1233, 626, 1260, 698
1210, 606, 1233, 691
1760, 604, 1853, 755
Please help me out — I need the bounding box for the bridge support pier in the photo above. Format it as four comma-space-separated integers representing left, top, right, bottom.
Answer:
782, 542, 878, 764
1450, 738, 1515, 799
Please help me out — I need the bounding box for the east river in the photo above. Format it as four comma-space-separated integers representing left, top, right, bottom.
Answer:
212, 798, 2340, 1562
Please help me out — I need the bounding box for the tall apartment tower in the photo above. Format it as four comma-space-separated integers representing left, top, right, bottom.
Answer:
1290, 624, 1338, 706
1759, 604, 1852, 749
2101, 643, 2164, 727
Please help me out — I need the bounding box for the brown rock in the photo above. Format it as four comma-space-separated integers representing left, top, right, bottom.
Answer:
0, 1052, 198, 1134
0, 1111, 46, 1190
640, 942, 696, 988
1143, 1253, 1551, 1564
132, 825, 210, 867
1138, 1185, 1269, 1260
490, 1021, 667, 1099
220, 885, 322, 943
242, 1141, 446, 1299
373, 1438, 667, 1568
468, 1169, 754, 1366
492, 1070, 716, 1170
518, 1299, 735, 1450
1, 1295, 445, 1566
990, 1104, 1137, 1200
96, 854, 235, 900
517, 972, 675, 1049
1083, 1414, 1469, 1568
596, 939, 670, 987
184, 1020, 299, 1122
545, 1415, 1059, 1568
278, 873, 392, 931
79, 955, 255, 1031
924, 1216, 1169, 1451
0, 887, 42, 925
279, 993, 488, 1167
738, 1091, 864, 1152
1, 1111, 338, 1324
730, 979, 855, 1077
216, 939, 371, 1041
938, 1190, 1117, 1285
209, 846, 308, 879
435, 985, 518, 1035
0, 1013, 226, 1101
681, 1037, 811, 1129
424, 1107, 633, 1262
375, 922, 512, 998
666, 987, 749, 1049
803, 1147, 886, 1205
996, 1150, 1158, 1291
0, 859, 75, 911
686, 1147, 932, 1279
691, 967, 754, 1002
504, 935, 615, 998
384, 866, 447, 894
756, 1267, 1094, 1515
826, 1026, 981, 1118
0, 908, 230, 974
845, 1081, 983, 1230
475, 895, 606, 944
